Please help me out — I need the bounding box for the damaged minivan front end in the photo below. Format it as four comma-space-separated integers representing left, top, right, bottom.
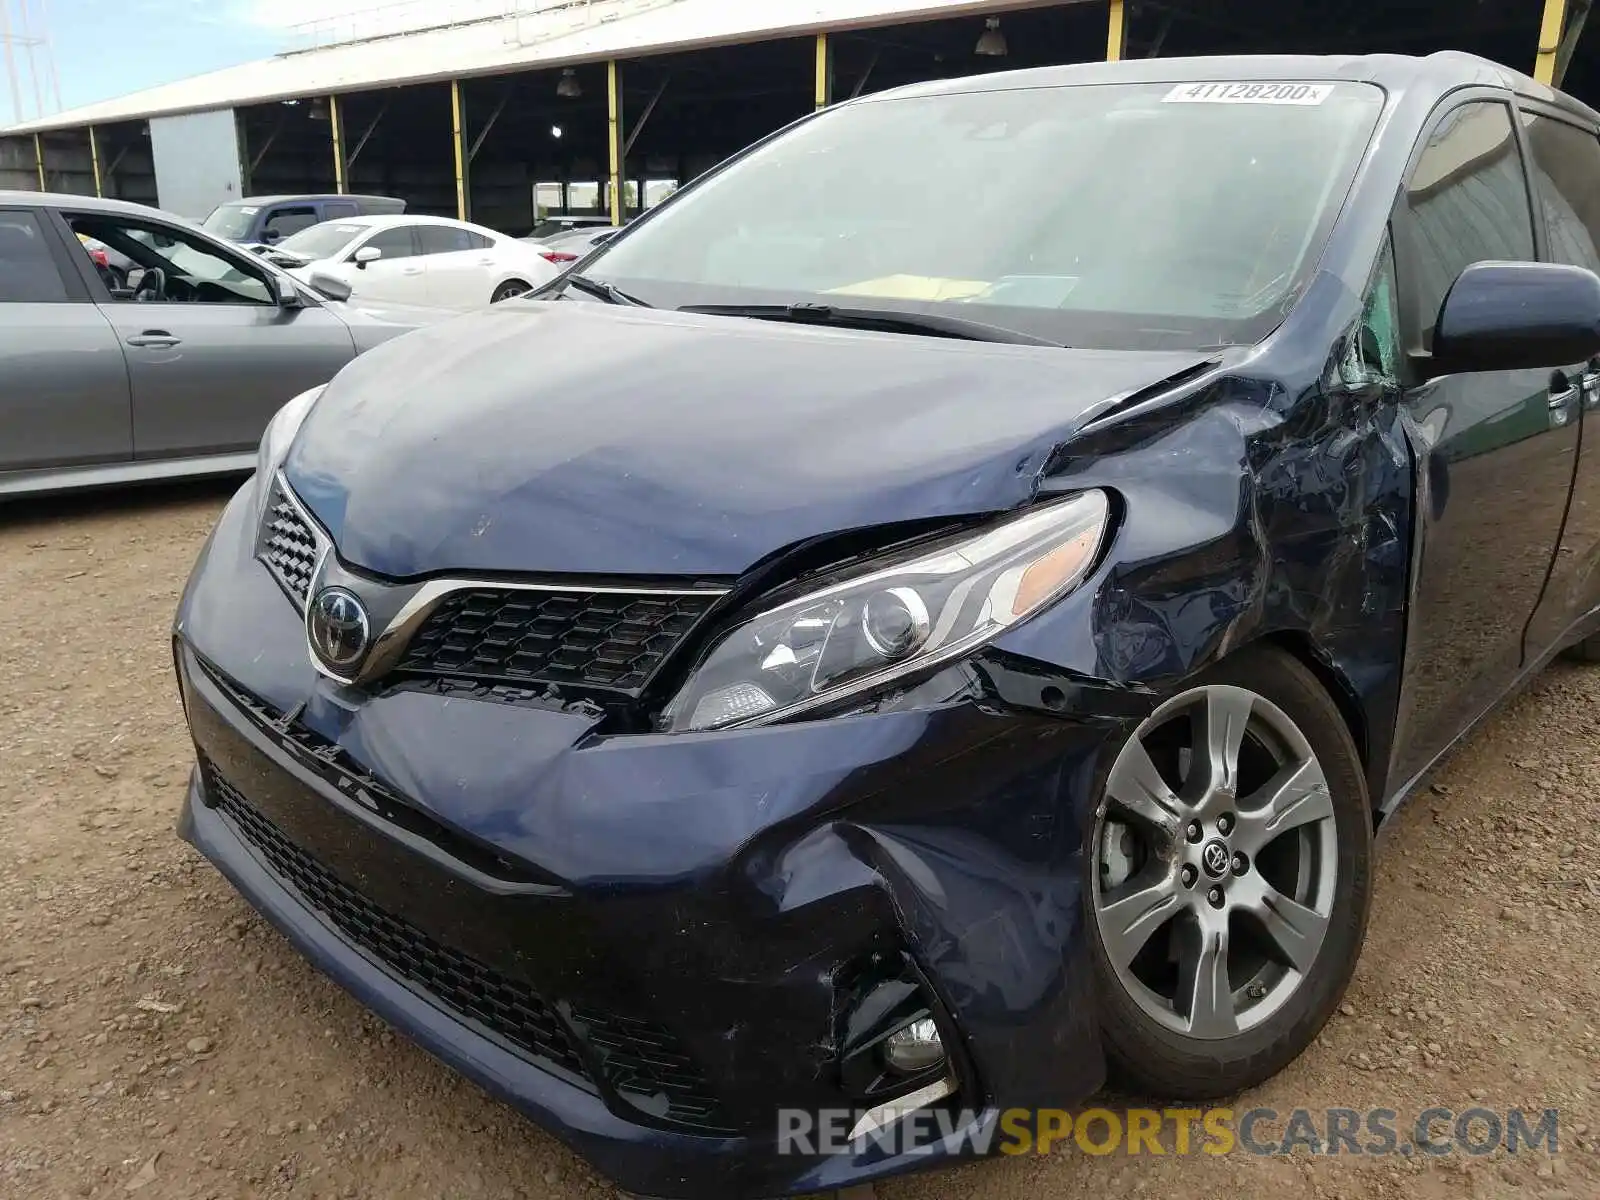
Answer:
173, 58, 1423, 1199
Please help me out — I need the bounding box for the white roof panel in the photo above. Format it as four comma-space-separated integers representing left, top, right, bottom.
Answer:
6, 0, 1071, 135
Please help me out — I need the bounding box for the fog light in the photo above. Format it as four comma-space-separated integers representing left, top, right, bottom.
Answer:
882, 1017, 944, 1074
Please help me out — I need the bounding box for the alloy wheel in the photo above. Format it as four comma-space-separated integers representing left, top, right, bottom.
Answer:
1091, 683, 1338, 1040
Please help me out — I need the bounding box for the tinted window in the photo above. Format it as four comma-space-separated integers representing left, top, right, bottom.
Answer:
418, 226, 477, 254
264, 206, 320, 239
324, 201, 359, 219
0, 210, 69, 302
1520, 110, 1600, 273
365, 227, 418, 260
1403, 101, 1535, 350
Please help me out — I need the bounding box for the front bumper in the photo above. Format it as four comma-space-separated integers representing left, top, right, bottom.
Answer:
173, 487, 1120, 1198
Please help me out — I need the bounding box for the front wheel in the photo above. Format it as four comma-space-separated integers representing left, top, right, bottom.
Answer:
490, 279, 531, 303
1088, 645, 1372, 1098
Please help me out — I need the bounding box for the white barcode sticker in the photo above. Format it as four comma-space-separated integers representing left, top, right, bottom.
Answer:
1163, 82, 1334, 106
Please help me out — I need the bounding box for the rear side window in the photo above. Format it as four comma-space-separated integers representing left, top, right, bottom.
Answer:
263, 206, 320, 239
0, 210, 70, 302
418, 226, 491, 254
324, 201, 359, 220
1402, 100, 1535, 351
1520, 110, 1600, 273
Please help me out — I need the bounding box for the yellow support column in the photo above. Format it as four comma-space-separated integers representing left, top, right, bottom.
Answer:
815, 33, 832, 108
1106, 0, 1128, 62
89, 126, 103, 197
33, 132, 44, 191
1534, 0, 1569, 84
330, 95, 347, 194
451, 79, 470, 221
608, 59, 623, 226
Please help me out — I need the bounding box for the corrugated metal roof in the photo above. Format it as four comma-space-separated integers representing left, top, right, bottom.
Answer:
4, 0, 1068, 135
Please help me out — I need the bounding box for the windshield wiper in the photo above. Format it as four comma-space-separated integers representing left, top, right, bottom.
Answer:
678, 302, 1060, 347
561, 273, 651, 307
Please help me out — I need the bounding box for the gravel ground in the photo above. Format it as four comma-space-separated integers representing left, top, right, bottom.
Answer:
1, 482, 1597, 1200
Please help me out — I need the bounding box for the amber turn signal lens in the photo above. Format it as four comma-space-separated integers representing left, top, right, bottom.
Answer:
1012, 527, 1100, 617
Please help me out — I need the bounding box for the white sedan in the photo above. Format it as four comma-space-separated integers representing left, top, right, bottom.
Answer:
267, 215, 561, 309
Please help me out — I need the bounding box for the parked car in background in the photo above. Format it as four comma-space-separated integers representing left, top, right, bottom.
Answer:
266, 214, 561, 307
529, 224, 619, 265
202, 193, 406, 250
526, 213, 613, 241
0, 192, 444, 497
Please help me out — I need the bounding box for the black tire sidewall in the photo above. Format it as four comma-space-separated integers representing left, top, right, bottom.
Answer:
1087, 645, 1373, 1099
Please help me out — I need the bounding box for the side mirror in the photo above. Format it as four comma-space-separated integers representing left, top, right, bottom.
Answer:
1431, 261, 1600, 376
353, 246, 383, 269
261, 228, 282, 244
308, 271, 353, 303
264, 272, 303, 309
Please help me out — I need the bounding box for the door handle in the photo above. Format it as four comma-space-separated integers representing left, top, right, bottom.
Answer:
126, 332, 181, 349
402, 267, 423, 275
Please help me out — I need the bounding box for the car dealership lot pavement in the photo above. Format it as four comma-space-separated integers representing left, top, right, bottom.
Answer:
1, 484, 1597, 1200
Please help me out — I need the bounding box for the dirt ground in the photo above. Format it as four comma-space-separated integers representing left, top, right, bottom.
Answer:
1, 481, 1596, 1200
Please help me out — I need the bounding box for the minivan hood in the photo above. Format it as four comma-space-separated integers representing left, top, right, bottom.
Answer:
285, 302, 1212, 579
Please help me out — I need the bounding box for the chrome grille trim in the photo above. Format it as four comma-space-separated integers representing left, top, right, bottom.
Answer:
255, 471, 330, 613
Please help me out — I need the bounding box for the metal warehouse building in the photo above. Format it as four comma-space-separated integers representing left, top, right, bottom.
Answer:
0, 0, 1593, 236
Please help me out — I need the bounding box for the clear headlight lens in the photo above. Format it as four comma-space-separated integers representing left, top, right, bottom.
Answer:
249, 384, 325, 519
663, 490, 1110, 732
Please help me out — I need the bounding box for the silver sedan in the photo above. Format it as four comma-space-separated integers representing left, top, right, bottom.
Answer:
0, 191, 447, 498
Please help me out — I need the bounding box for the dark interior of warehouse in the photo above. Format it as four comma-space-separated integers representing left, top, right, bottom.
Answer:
15, 0, 1596, 237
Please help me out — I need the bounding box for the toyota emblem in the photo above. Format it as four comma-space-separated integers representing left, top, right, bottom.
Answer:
308, 586, 371, 672
1201, 839, 1231, 879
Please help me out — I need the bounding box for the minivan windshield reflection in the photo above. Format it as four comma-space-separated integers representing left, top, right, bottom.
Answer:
584, 81, 1385, 350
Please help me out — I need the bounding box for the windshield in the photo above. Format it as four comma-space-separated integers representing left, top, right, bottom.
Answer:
201, 204, 258, 240
584, 80, 1385, 350
277, 221, 370, 260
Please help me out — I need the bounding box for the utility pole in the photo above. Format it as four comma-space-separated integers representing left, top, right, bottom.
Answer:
0, 0, 61, 124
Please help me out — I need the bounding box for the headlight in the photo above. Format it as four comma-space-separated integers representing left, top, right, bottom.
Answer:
663, 490, 1110, 732
249, 384, 325, 520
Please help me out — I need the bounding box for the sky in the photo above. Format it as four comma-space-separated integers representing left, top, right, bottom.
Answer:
1, 0, 493, 122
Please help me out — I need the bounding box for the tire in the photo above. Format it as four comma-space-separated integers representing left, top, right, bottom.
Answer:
490, 279, 531, 303
1087, 644, 1372, 1099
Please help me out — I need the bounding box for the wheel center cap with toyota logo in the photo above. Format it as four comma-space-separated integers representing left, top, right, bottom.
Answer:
1201, 839, 1232, 879
308, 586, 371, 673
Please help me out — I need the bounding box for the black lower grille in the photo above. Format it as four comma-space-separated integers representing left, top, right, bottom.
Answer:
201, 760, 734, 1133
395, 588, 720, 695
256, 480, 321, 607
204, 763, 593, 1085
570, 1007, 738, 1133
